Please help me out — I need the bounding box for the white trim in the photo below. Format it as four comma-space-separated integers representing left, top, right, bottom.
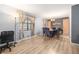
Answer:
15, 35, 37, 43
69, 5, 72, 44
16, 37, 32, 43
71, 42, 79, 47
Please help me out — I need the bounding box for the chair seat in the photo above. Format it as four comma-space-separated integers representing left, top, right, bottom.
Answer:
0, 43, 6, 47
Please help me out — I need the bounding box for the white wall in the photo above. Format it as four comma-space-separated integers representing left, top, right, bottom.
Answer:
0, 11, 15, 32
0, 4, 16, 33
34, 16, 43, 35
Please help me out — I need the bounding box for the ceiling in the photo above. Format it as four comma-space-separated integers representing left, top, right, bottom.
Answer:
3, 4, 72, 18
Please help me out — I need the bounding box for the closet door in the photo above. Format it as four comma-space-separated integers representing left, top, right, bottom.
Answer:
47, 20, 52, 30
63, 18, 69, 36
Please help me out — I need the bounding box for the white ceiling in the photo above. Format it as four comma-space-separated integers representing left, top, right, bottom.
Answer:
4, 4, 72, 18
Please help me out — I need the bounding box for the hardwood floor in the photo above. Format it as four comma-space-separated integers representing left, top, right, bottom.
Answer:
1, 35, 79, 54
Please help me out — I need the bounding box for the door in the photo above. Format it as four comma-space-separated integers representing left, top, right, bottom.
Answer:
63, 18, 69, 36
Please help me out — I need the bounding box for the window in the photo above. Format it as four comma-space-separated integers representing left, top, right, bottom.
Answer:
23, 17, 32, 31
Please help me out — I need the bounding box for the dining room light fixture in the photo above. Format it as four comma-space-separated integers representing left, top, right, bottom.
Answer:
51, 18, 55, 21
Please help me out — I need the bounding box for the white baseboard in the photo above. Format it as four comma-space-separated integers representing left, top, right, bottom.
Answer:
71, 42, 79, 47
15, 35, 37, 43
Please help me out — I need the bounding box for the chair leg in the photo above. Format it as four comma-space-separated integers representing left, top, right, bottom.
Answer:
13, 42, 16, 47
6, 42, 11, 52
0, 48, 2, 54
13, 44, 15, 47
8, 47, 11, 52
